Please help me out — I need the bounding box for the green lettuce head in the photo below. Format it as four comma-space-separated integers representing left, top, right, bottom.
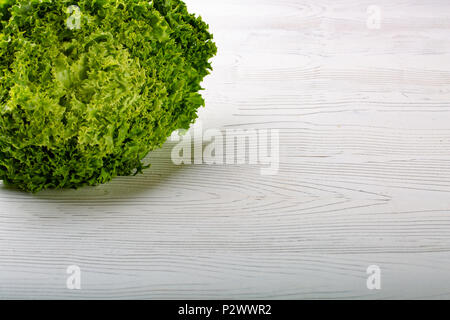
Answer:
0, 0, 217, 192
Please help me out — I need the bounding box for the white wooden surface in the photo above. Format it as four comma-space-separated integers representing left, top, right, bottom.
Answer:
1, 0, 450, 299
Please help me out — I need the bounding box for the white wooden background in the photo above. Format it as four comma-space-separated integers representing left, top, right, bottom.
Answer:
1, 0, 450, 299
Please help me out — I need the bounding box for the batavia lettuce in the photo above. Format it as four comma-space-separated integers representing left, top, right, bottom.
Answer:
0, 0, 216, 192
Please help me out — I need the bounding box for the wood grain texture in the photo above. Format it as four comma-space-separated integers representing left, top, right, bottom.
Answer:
1, 0, 450, 299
